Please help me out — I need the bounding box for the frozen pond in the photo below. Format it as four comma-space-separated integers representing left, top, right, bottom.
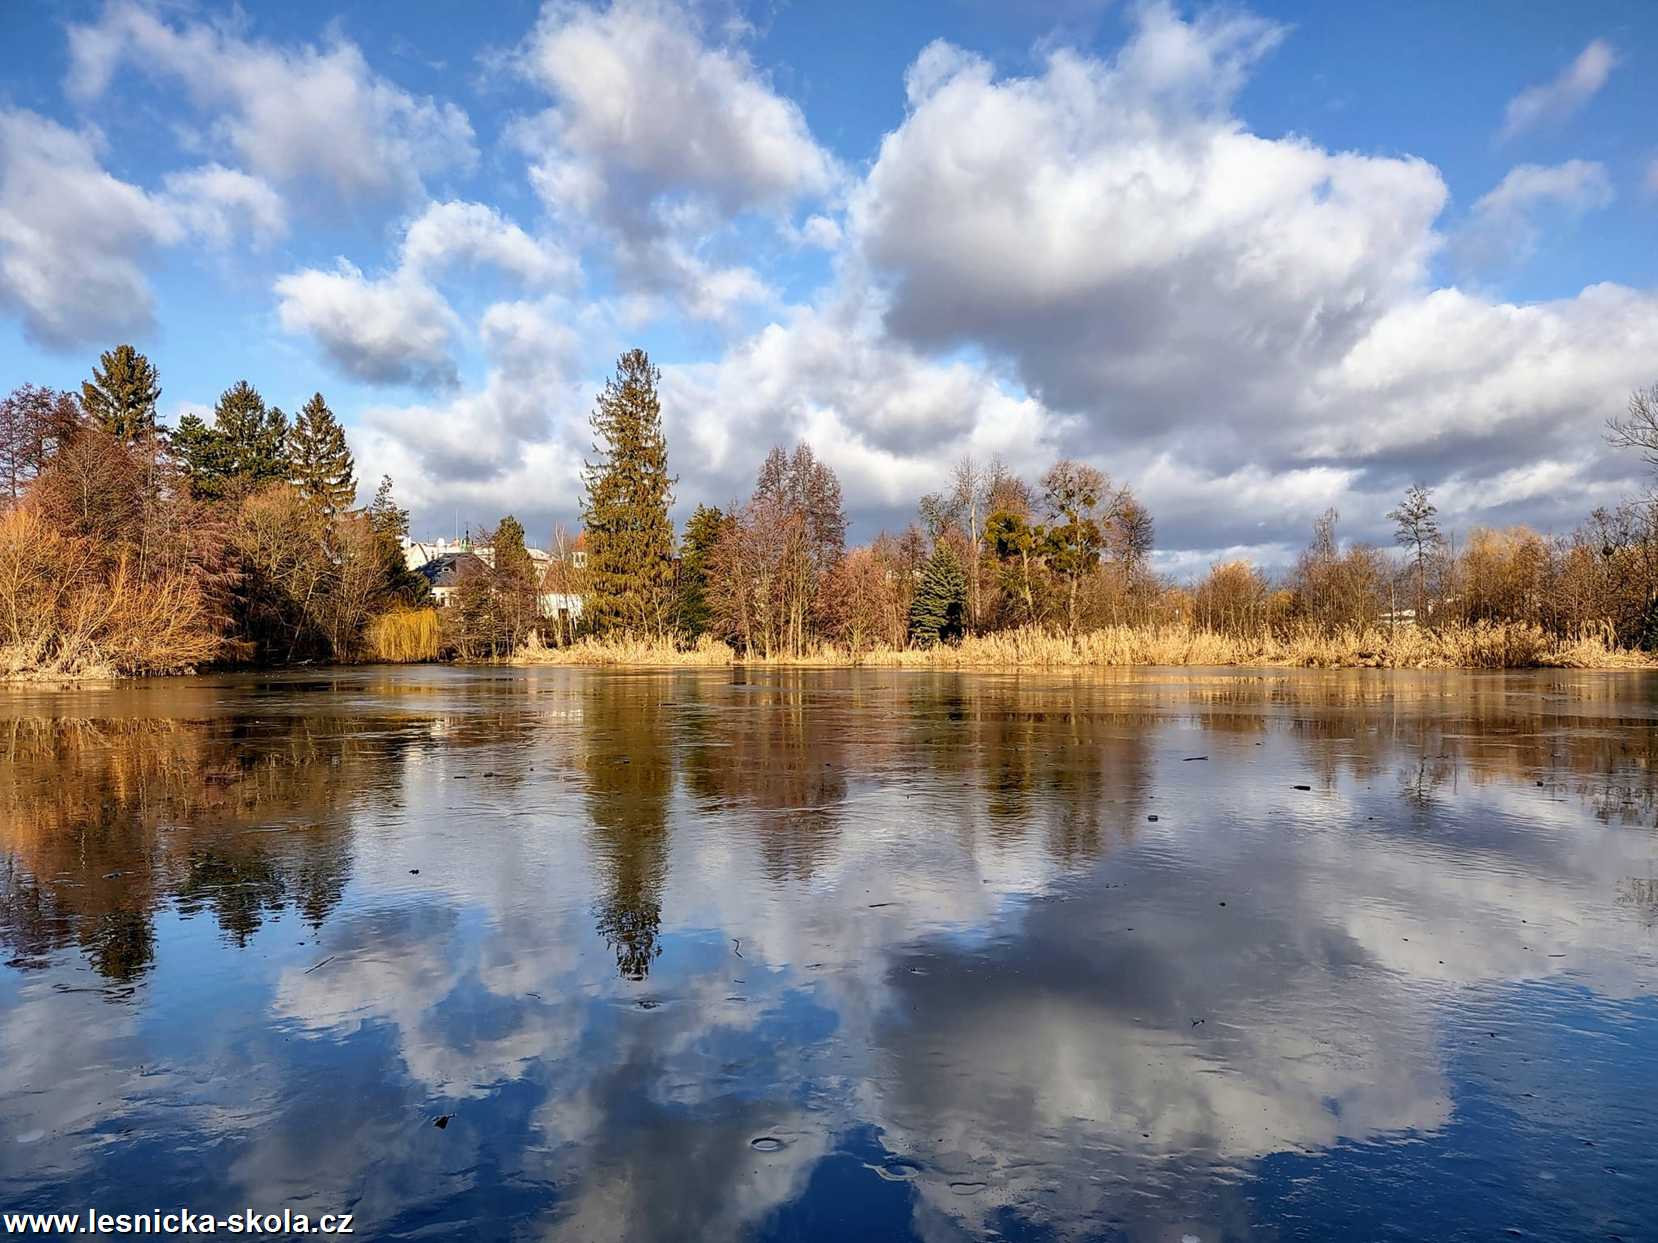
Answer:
2, 666, 1656, 1241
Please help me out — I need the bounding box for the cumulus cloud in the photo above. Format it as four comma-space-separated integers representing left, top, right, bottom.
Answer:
0, 108, 180, 347
1454, 160, 1613, 273
0, 111, 281, 348
274, 200, 571, 390
661, 298, 1062, 515
1500, 39, 1618, 140
351, 296, 587, 508
274, 261, 461, 389
512, 0, 836, 319
399, 200, 576, 286
161, 163, 288, 247
854, 15, 1446, 426
824, 4, 1658, 556
67, 1, 476, 201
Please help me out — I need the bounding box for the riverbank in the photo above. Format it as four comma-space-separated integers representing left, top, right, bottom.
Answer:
513, 621, 1654, 671
9, 621, 1649, 682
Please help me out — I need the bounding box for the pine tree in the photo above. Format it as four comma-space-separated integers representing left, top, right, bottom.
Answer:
367, 475, 430, 605
581, 349, 676, 636
215, 381, 290, 489
82, 344, 161, 443
290, 393, 357, 516
172, 411, 233, 500
909, 541, 968, 645
175, 382, 292, 501
676, 503, 729, 639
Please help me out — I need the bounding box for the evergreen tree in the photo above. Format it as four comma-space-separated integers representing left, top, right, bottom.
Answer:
367, 474, 410, 542
215, 381, 290, 489
491, 515, 541, 652
581, 349, 676, 636
290, 393, 356, 516
172, 411, 233, 499
676, 503, 729, 639
82, 344, 161, 443
176, 382, 291, 500
367, 475, 430, 605
909, 541, 968, 645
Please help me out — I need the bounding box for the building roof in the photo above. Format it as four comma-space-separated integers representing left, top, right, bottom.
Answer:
418, 551, 490, 589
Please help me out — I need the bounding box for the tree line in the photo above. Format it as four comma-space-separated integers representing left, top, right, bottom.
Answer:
9, 340, 1658, 674
561, 353, 1658, 657
550, 350, 1162, 658
1, 344, 429, 675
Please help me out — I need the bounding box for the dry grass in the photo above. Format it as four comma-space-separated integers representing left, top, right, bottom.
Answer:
513, 621, 1653, 671
517, 630, 738, 666
365, 607, 441, 663
0, 506, 224, 680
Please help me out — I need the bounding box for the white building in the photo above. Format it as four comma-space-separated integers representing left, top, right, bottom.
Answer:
401, 536, 554, 573
405, 536, 585, 622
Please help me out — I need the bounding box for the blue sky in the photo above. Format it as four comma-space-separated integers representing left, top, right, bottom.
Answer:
2, 1, 1655, 566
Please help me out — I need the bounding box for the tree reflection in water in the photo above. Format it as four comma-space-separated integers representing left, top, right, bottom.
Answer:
579, 676, 672, 980
0, 710, 407, 984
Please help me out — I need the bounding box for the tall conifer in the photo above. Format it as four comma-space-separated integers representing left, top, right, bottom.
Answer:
909, 542, 968, 645
290, 393, 357, 516
175, 382, 292, 500
581, 350, 676, 636
82, 344, 160, 443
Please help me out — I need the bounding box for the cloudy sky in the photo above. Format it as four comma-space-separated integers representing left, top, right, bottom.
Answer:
3, 0, 1656, 571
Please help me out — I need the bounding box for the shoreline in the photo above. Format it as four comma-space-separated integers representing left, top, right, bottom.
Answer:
509, 622, 1655, 672
9, 622, 1655, 682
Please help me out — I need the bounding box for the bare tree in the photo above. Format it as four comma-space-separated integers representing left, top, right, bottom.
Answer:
1607, 384, 1658, 469
1388, 483, 1443, 622
0, 385, 81, 502
948, 454, 990, 632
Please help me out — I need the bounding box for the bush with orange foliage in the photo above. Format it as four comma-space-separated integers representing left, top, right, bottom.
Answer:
0, 504, 223, 677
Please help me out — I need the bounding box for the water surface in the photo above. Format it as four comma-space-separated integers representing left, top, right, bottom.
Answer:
2, 667, 1656, 1240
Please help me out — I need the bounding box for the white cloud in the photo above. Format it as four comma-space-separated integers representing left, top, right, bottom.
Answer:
399, 200, 576, 287
274, 200, 572, 390
661, 298, 1062, 513
352, 296, 587, 509
67, 1, 476, 201
274, 261, 461, 389
512, 0, 836, 318
796, 214, 842, 250
161, 163, 288, 247
0, 108, 180, 348
820, 6, 1658, 556
1500, 39, 1617, 140
1454, 160, 1613, 272
518, 0, 834, 220
850, 11, 1445, 445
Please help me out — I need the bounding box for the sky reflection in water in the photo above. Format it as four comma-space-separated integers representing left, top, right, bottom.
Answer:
2, 667, 1656, 1241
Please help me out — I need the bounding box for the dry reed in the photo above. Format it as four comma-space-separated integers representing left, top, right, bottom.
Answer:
513, 621, 1653, 671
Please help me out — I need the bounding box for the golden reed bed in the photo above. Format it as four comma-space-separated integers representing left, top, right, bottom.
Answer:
514, 621, 1653, 671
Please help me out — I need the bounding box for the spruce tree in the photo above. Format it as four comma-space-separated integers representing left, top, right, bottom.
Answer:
366, 475, 430, 605
176, 382, 293, 500
581, 349, 676, 636
215, 381, 290, 488
676, 503, 728, 639
491, 515, 541, 652
909, 542, 969, 645
172, 410, 234, 500
82, 344, 161, 443
290, 393, 357, 516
